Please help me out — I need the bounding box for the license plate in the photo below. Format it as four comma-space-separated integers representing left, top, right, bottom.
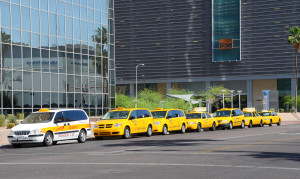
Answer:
17, 136, 28, 140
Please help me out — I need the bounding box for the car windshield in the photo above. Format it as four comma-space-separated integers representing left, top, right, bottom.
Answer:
259, 112, 272, 116
151, 111, 167, 118
102, 111, 130, 120
215, 110, 231, 117
186, 113, 201, 119
22, 112, 55, 124
244, 112, 252, 117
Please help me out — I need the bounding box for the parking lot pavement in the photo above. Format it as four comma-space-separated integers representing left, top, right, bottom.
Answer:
1, 123, 300, 179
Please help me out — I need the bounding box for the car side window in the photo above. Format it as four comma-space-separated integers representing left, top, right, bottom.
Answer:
205, 113, 212, 118
63, 111, 81, 122
54, 112, 64, 123
143, 110, 151, 117
177, 110, 184, 117
129, 110, 137, 119
202, 113, 206, 119
232, 110, 236, 116
272, 112, 277, 116
137, 110, 144, 118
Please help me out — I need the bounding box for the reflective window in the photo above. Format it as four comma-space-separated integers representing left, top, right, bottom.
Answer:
23, 71, 32, 90
74, 18, 80, 40
32, 72, 41, 91
12, 29, 21, 45
66, 17, 73, 38
51, 93, 58, 108
3, 91, 12, 108
67, 75, 74, 92
81, 20, 88, 41
13, 91, 22, 108
50, 51, 58, 72
65, 2, 72, 17
11, 4, 21, 29
42, 92, 50, 108
0, 2, 11, 27
41, 35, 49, 48
58, 15, 65, 37
95, 10, 101, 24
32, 48, 41, 71
101, 0, 107, 12
40, 11, 49, 34
49, 13, 57, 36
67, 93, 74, 107
22, 47, 31, 70
12, 46, 22, 69
31, 9, 39, 33
23, 92, 32, 108
59, 93, 66, 107
22, 31, 31, 46
1, 28, 11, 44
40, 0, 48, 11
81, 6, 87, 20
30, 0, 39, 9
49, 0, 56, 13
88, 8, 94, 21
88, 0, 94, 8
73, 4, 80, 18
57, 0, 64, 14
21, 6, 30, 31
95, 0, 100, 10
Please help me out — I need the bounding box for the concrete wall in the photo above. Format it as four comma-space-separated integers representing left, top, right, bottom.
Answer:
253, 79, 277, 110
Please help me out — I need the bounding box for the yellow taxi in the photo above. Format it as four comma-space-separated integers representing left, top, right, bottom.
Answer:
258, 110, 282, 127
243, 108, 264, 128
93, 107, 154, 139
186, 107, 218, 132
214, 108, 245, 130
151, 108, 187, 135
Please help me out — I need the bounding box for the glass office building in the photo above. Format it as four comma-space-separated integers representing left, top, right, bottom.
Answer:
0, 0, 115, 116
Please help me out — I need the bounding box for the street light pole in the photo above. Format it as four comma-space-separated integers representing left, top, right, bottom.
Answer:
237, 90, 242, 110
229, 90, 235, 108
135, 64, 144, 108
221, 89, 226, 108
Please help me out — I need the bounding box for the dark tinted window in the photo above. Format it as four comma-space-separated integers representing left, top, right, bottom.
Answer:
186, 113, 201, 119
177, 110, 184, 117
63, 110, 88, 122
143, 110, 151, 117
129, 110, 137, 119
234, 109, 243, 116
202, 113, 206, 119
137, 110, 144, 118
205, 113, 212, 118
54, 112, 64, 123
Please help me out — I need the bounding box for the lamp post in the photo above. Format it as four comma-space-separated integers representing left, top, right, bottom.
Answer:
229, 90, 235, 108
135, 64, 144, 108
160, 101, 165, 108
237, 90, 242, 109
221, 89, 226, 108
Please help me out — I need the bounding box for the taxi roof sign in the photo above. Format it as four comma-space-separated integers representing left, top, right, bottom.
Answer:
243, 108, 256, 112
116, 107, 125, 110
39, 109, 50, 112
192, 107, 207, 112
155, 108, 163, 110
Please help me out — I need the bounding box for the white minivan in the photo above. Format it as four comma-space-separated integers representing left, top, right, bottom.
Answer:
8, 109, 91, 147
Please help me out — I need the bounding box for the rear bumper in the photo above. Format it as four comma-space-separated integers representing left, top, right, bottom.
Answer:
93, 128, 123, 136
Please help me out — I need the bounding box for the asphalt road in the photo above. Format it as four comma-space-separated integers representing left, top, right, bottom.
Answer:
1, 123, 300, 179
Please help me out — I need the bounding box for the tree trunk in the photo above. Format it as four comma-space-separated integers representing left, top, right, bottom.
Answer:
295, 45, 298, 113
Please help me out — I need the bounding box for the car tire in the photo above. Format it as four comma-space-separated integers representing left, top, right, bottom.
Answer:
181, 124, 186, 134
162, 125, 168, 135
269, 120, 272, 127
259, 120, 263, 127
95, 136, 103, 140
146, 125, 152, 137
210, 122, 216, 131
196, 123, 202, 132
43, 132, 53, 146
277, 119, 281, 126
248, 121, 253, 128
228, 122, 233, 130
78, 130, 86, 143
241, 121, 245, 129
123, 127, 130, 139
12, 144, 22, 148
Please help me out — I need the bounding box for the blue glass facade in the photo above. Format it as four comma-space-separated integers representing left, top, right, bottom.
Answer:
212, 0, 240, 62
0, 0, 115, 116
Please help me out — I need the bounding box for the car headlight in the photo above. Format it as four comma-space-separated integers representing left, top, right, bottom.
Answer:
222, 120, 228, 123
10, 130, 14, 135
154, 121, 161, 125
114, 123, 122, 127
30, 129, 43, 135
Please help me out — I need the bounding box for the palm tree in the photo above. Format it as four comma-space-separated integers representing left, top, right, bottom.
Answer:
92, 26, 108, 76
1, 29, 11, 68
288, 26, 300, 112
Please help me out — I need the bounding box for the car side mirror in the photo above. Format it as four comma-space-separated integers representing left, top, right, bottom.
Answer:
166, 116, 172, 119
231, 114, 235, 117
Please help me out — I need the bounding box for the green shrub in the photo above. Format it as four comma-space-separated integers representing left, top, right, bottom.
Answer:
7, 115, 18, 125
6, 123, 15, 129
17, 113, 24, 119
291, 108, 296, 113
0, 115, 5, 127
7, 114, 14, 119
279, 108, 284, 113
270, 108, 275, 111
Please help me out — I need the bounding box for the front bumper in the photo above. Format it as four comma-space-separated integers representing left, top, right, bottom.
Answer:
263, 119, 270, 124
93, 128, 123, 136
8, 134, 44, 144
187, 123, 197, 130
153, 124, 163, 133
218, 123, 230, 128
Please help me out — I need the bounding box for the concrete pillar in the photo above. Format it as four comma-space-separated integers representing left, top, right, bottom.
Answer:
291, 78, 296, 97
205, 81, 210, 90
130, 84, 134, 97
166, 83, 172, 93
247, 80, 253, 107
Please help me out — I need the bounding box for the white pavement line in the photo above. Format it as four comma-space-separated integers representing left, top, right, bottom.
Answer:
0, 162, 300, 171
